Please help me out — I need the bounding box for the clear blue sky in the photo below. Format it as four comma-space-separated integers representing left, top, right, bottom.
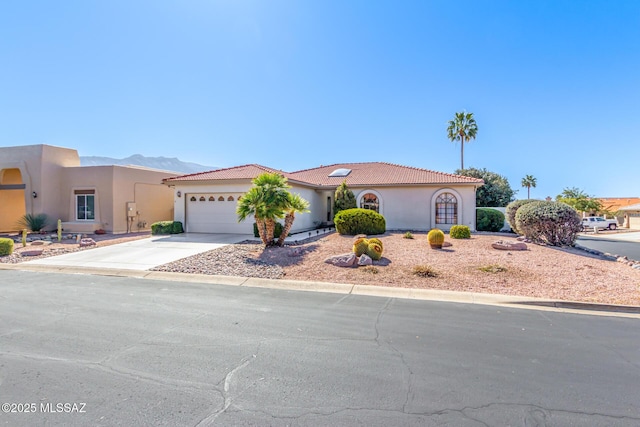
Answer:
1, 0, 639, 199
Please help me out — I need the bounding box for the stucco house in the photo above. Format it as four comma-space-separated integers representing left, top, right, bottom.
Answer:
0, 144, 178, 234
164, 162, 484, 234
617, 203, 640, 229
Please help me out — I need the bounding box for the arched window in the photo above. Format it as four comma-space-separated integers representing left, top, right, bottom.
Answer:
360, 193, 379, 213
436, 193, 457, 224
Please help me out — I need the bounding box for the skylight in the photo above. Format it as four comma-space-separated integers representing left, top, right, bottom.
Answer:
328, 168, 352, 177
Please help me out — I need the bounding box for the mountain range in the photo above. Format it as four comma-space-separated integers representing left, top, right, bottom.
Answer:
80, 154, 218, 175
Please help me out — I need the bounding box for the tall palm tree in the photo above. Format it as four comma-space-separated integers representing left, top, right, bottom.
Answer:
521, 175, 537, 199
277, 193, 310, 246
447, 111, 478, 170
236, 172, 293, 246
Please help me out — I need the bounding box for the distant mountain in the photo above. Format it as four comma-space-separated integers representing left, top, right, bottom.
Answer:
80, 154, 218, 174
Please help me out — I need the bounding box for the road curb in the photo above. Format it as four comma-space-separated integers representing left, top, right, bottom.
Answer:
1, 263, 639, 318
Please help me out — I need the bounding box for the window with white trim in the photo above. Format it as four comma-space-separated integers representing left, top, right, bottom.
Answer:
435, 192, 457, 224
360, 193, 379, 213
75, 190, 95, 221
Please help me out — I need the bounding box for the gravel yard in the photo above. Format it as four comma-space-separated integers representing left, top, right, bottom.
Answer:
3, 231, 639, 306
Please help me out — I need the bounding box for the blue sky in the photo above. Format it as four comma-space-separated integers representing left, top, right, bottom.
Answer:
1, 0, 639, 199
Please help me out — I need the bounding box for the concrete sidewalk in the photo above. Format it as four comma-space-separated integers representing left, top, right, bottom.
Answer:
23, 233, 252, 270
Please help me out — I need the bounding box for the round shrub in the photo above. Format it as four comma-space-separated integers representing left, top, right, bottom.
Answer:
367, 237, 383, 250
427, 228, 445, 248
476, 208, 505, 232
449, 225, 471, 239
365, 242, 383, 261
515, 201, 581, 246
334, 208, 386, 235
0, 238, 14, 256
505, 199, 537, 234
353, 237, 369, 256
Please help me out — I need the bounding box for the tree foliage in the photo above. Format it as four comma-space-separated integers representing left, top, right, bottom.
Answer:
455, 168, 515, 207
333, 180, 357, 217
237, 172, 309, 246
555, 187, 602, 213
521, 175, 537, 199
447, 111, 478, 170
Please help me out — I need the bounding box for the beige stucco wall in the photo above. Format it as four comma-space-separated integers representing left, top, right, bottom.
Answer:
0, 144, 80, 232
61, 166, 177, 234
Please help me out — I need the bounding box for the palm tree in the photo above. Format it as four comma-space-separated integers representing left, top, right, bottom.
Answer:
521, 175, 537, 199
236, 172, 296, 246
277, 193, 310, 246
447, 111, 478, 170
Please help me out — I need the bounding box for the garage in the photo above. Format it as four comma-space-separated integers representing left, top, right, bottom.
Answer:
185, 193, 252, 234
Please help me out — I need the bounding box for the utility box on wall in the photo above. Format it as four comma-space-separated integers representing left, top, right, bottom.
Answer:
126, 202, 137, 217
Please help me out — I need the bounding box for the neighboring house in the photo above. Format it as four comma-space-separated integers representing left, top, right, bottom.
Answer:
163, 162, 484, 234
597, 197, 640, 226
618, 203, 640, 230
0, 144, 178, 234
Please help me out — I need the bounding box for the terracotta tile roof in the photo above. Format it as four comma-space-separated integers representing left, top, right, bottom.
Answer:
598, 197, 640, 212
164, 164, 291, 182
288, 162, 484, 187
618, 202, 640, 211
164, 162, 483, 187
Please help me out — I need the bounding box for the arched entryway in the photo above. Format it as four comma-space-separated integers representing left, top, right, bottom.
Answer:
0, 168, 27, 232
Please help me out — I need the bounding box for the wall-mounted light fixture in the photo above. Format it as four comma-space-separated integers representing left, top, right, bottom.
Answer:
177, 191, 182, 197
32, 191, 37, 198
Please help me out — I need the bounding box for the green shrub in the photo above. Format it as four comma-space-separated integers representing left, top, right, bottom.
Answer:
151, 221, 184, 235
253, 222, 285, 238
403, 231, 414, 239
505, 199, 537, 234
515, 201, 581, 246
365, 242, 383, 261
449, 225, 471, 239
334, 208, 386, 235
0, 238, 14, 256
476, 208, 505, 232
427, 228, 445, 247
17, 213, 49, 232
478, 264, 508, 273
352, 237, 369, 256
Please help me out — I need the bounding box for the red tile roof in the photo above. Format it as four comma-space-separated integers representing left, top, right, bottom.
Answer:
164, 164, 291, 182
164, 162, 483, 187
598, 197, 640, 212
289, 162, 483, 187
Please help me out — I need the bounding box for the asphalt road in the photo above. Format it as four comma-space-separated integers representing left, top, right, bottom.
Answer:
1, 271, 639, 426
576, 234, 640, 260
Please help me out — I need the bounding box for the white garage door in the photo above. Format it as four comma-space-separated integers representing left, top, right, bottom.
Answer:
185, 193, 252, 234
630, 214, 640, 230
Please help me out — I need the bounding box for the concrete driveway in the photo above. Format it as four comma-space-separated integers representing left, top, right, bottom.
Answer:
24, 233, 253, 271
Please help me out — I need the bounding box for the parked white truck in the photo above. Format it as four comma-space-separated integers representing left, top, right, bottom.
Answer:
582, 216, 618, 231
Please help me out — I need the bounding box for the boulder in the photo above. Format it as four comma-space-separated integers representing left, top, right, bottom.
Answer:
492, 240, 527, 251
21, 249, 44, 256
324, 253, 357, 267
358, 254, 373, 266
79, 238, 97, 248
30, 240, 51, 246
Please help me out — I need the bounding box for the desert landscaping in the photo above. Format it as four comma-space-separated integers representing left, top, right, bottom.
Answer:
3, 231, 639, 306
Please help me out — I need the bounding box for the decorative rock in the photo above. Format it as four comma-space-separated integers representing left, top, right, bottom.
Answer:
324, 253, 357, 267
633, 264, 640, 270
21, 249, 44, 256
617, 256, 628, 263
492, 240, 527, 251
79, 238, 97, 248
30, 240, 51, 246
358, 254, 373, 266
353, 234, 367, 240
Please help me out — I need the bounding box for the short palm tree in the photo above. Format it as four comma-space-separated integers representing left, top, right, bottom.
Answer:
447, 111, 478, 170
277, 193, 310, 247
521, 175, 537, 199
236, 172, 293, 246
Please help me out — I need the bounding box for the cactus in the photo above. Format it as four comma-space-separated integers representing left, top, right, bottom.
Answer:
368, 237, 383, 250
365, 242, 383, 260
353, 237, 369, 256
427, 228, 445, 249
22, 229, 27, 247
57, 219, 62, 242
